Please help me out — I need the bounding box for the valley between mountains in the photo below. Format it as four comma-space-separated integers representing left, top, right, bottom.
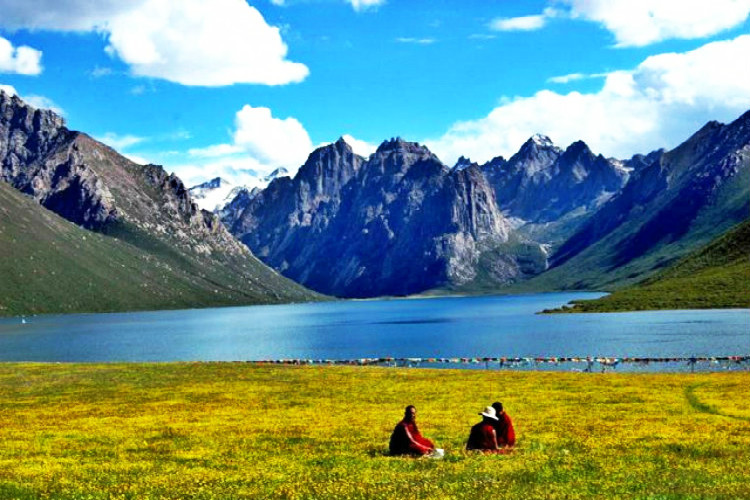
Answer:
1, 89, 748, 316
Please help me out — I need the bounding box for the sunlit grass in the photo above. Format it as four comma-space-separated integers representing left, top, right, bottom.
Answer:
0, 364, 748, 499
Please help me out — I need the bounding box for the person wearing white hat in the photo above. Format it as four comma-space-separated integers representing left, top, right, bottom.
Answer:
466, 406, 501, 452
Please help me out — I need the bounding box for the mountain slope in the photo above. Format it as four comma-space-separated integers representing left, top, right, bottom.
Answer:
0, 182, 317, 315
524, 110, 750, 292
0, 91, 319, 314
546, 219, 750, 312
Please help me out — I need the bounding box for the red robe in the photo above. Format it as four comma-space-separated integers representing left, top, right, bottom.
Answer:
466, 421, 498, 451
389, 420, 434, 456
493, 413, 516, 447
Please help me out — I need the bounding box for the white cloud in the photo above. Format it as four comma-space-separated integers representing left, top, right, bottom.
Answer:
0, 0, 146, 31
395, 37, 436, 45
0, 36, 42, 75
22, 95, 64, 115
427, 35, 750, 165
96, 133, 146, 151
547, 72, 607, 84
0, 0, 308, 86
348, 0, 386, 11
232, 105, 313, 167
0, 85, 64, 114
490, 15, 547, 32
469, 34, 497, 40
342, 134, 377, 157
188, 144, 243, 158
123, 153, 151, 165
188, 104, 313, 177
547, 73, 586, 84
0, 84, 18, 96
90, 66, 114, 78
563, 0, 750, 47
168, 157, 277, 190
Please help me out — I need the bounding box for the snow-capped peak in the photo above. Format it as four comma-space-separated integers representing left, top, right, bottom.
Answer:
531, 134, 554, 148
188, 168, 292, 212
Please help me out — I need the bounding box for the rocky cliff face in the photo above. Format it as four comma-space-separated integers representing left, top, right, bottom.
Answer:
231, 137, 530, 297
1, 91, 117, 230
478, 134, 631, 249
230, 137, 363, 262
0, 90, 318, 305
482, 134, 629, 223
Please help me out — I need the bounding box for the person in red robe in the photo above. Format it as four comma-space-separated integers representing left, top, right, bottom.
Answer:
466, 406, 501, 452
389, 405, 435, 456
492, 401, 516, 449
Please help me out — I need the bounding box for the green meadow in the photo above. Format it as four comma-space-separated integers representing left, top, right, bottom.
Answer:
0, 364, 748, 499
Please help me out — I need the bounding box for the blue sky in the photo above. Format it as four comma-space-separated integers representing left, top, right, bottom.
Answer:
1, 0, 750, 186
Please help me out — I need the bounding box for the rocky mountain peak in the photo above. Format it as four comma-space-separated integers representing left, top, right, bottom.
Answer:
375, 137, 431, 156
369, 137, 443, 177
307, 137, 354, 163
452, 155, 477, 171
481, 155, 507, 170
560, 140, 594, 162
509, 134, 562, 162
1, 90, 66, 132
1, 89, 69, 166
297, 137, 362, 182
626, 149, 664, 171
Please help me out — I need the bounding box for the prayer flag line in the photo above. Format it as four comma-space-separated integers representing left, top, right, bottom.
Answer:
242, 355, 750, 369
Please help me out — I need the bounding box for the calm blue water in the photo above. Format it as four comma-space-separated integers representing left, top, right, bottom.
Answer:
0, 293, 747, 368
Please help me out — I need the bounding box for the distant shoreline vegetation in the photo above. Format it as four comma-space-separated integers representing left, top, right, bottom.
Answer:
542, 219, 750, 314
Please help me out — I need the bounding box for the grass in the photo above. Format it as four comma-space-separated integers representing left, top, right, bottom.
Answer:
543, 219, 750, 313
0, 182, 320, 317
0, 363, 748, 499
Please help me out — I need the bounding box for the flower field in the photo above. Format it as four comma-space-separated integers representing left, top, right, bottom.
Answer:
0, 363, 748, 499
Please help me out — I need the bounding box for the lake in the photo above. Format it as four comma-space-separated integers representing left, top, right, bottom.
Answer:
0, 292, 747, 371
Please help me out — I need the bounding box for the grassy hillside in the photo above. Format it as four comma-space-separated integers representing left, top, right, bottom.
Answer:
0, 182, 320, 317
546, 219, 750, 312
0, 363, 747, 499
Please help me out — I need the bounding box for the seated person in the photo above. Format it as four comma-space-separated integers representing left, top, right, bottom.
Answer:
492, 401, 516, 448
466, 406, 501, 453
389, 405, 435, 456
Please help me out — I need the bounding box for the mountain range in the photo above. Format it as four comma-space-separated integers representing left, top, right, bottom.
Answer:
221, 109, 748, 299
2, 88, 748, 313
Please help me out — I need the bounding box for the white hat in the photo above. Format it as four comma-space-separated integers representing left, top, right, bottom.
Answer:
479, 406, 498, 420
